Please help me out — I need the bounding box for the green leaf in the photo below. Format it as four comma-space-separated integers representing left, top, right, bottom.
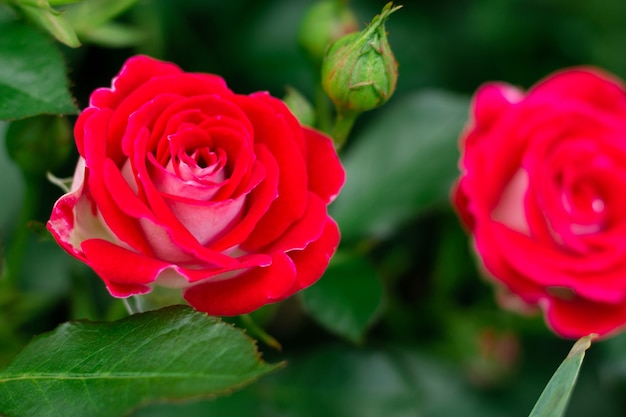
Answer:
47, 0, 79, 5
299, 255, 384, 343
0, 305, 282, 417
16, 0, 80, 47
77, 21, 145, 47
63, 0, 141, 32
283, 85, 316, 127
528, 335, 595, 417
330, 90, 470, 241
0, 21, 78, 120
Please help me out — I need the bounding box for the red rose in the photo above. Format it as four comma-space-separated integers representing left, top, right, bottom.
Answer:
454, 68, 626, 338
47, 55, 344, 315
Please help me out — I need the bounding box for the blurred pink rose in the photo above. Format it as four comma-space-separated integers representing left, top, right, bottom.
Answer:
454, 67, 626, 338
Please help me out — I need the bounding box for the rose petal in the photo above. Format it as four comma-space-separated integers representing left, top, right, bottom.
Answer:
491, 168, 530, 236
211, 144, 279, 252
545, 296, 626, 339
234, 93, 308, 250
131, 126, 241, 267
529, 68, 626, 114
288, 217, 341, 291
81, 238, 173, 296
90, 55, 183, 109
183, 252, 296, 316
164, 196, 246, 246
451, 179, 476, 231
80, 109, 154, 255
485, 222, 626, 303
471, 83, 523, 130
471, 229, 547, 305
303, 128, 345, 203
266, 192, 327, 252
108, 74, 231, 150
47, 163, 89, 261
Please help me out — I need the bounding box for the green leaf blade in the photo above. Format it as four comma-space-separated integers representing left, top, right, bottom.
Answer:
330, 90, 470, 241
300, 256, 384, 344
0, 305, 282, 417
18, 3, 80, 48
64, 0, 142, 32
0, 21, 78, 120
528, 335, 595, 417
78, 22, 145, 48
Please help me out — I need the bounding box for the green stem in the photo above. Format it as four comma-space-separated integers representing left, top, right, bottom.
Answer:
123, 286, 187, 315
123, 297, 144, 315
331, 111, 359, 150
240, 314, 282, 351
315, 84, 334, 134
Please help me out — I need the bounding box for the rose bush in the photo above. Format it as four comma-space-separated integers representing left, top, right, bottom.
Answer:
47, 55, 344, 316
453, 68, 626, 338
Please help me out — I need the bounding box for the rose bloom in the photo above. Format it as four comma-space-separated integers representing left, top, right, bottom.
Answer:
48, 55, 344, 315
454, 68, 626, 338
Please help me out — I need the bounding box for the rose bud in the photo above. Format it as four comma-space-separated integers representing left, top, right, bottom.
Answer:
6, 115, 72, 179
47, 55, 345, 316
321, 2, 400, 115
454, 67, 626, 339
298, 0, 359, 65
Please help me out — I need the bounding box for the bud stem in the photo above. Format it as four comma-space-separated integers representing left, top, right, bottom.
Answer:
240, 314, 282, 351
321, 2, 401, 146
123, 296, 145, 315
315, 84, 334, 134
124, 286, 187, 315
332, 110, 359, 150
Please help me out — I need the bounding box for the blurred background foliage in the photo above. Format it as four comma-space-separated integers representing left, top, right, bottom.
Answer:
3, 0, 626, 416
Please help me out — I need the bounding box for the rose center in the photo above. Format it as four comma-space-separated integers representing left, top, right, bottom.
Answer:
558, 174, 606, 234
187, 148, 214, 169
173, 146, 227, 183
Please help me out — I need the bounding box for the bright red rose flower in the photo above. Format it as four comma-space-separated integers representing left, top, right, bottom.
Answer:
47, 55, 344, 316
454, 68, 626, 339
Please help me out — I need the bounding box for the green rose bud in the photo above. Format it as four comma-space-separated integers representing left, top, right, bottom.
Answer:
321, 2, 401, 115
6, 115, 72, 179
298, 0, 359, 65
